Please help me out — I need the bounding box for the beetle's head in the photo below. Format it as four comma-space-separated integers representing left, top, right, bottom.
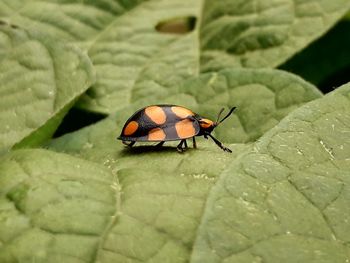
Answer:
199, 118, 215, 133
199, 107, 237, 133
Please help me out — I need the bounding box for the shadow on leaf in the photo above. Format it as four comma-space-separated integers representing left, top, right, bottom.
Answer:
119, 145, 192, 155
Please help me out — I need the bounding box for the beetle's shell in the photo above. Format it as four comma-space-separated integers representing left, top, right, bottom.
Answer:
118, 105, 200, 142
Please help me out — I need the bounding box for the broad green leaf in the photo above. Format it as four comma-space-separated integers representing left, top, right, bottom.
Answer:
0, 24, 94, 153
280, 18, 350, 91
47, 79, 346, 263
191, 82, 350, 262
3, 87, 347, 262
0, 0, 201, 113
0, 149, 117, 263
77, 0, 201, 113
1, 0, 340, 115
0, 146, 250, 263
92, 143, 249, 263
46, 68, 319, 261
200, 0, 350, 71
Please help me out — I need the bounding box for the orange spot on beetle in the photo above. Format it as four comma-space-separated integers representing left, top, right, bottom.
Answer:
175, 119, 196, 139
200, 118, 214, 129
148, 128, 166, 141
124, 121, 139, 136
171, 106, 194, 119
145, 106, 166, 125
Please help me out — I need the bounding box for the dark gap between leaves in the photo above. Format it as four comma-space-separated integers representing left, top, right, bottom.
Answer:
53, 107, 106, 138
155, 16, 196, 34
319, 65, 350, 92
279, 19, 350, 93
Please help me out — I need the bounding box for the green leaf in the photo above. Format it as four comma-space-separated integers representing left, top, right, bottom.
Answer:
0, 0, 201, 113
76, 0, 201, 113
0, 149, 117, 262
44, 81, 349, 262
0, 146, 250, 263
1, 0, 342, 115
0, 24, 94, 152
43, 69, 318, 262
2, 85, 349, 263
92, 144, 249, 263
200, 0, 350, 71
1, 1, 349, 261
191, 82, 350, 262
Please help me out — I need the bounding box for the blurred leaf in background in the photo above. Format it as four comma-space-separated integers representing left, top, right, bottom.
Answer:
1, 0, 349, 114
0, 0, 201, 113
0, 24, 94, 152
200, 0, 350, 70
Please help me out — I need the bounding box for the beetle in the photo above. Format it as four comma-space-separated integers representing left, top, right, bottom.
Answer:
117, 105, 236, 152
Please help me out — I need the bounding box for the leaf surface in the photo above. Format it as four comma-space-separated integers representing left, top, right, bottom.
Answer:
36, 81, 350, 263
0, 145, 250, 263
191, 82, 350, 263
0, 24, 94, 152
1, 0, 344, 114
45, 68, 323, 262
0, 0, 201, 113
0, 1, 349, 262
0, 149, 117, 263
200, 0, 350, 71
2, 85, 349, 263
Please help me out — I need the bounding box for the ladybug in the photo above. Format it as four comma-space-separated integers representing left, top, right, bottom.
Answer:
118, 105, 236, 153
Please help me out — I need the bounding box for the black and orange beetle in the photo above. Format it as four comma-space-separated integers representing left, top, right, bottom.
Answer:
118, 105, 236, 152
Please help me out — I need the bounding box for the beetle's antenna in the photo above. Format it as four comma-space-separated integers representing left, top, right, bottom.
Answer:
217, 107, 236, 125
215, 108, 225, 124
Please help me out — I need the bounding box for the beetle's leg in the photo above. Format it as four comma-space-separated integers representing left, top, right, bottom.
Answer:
176, 140, 183, 152
206, 133, 232, 153
204, 134, 208, 140
177, 140, 186, 153
184, 139, 188, 148
155, 141, 165, 147
192, 137, 197, 148
123, 141, 135, 147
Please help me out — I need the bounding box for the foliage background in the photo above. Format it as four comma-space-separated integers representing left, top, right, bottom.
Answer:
0, 1, 350, 262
